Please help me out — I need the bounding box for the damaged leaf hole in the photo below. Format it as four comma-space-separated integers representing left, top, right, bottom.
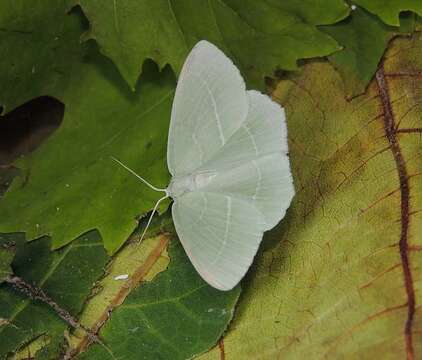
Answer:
0, 96, 64, 166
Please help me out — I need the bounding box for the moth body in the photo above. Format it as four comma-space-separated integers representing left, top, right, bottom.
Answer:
167, 171, 217, 198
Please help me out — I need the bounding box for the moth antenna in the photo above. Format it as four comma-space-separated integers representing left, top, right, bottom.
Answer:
138, 195, 169, 244
110, 156, 167, 193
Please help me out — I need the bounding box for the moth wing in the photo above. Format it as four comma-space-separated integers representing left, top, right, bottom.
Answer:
167, 40, 248, 176
198, 90, 295, 229
172, 191, 266, 291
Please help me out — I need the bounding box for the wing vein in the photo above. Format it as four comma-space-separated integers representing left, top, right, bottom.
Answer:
252, 159, 262, 201
192, 132, 204, 165
193, 72, 225, 145
243, 124, 258, 156
224, 196, 232, 245
210, 195, 232, 265
199, 192, 208, 222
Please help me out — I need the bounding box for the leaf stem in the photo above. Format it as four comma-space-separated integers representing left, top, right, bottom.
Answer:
5, 275, 101, 346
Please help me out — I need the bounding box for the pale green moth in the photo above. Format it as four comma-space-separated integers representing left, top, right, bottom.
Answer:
113, 40, 294, 291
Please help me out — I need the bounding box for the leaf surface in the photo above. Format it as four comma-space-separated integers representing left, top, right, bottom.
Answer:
354, 0, 422, 26
0, 248, 13, 283
0, 1, 82, 113
0, 233, 20, 283
72, 0, 349, 88
76, 236, 240, 360
199, 34, 422, 359
321, 7, 422, 97
0, 231, 109, 358
321, 7, 395, 97
0, 1, 174, 254
68, 233, 172, 357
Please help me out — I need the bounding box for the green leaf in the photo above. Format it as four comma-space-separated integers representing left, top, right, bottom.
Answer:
321, 7, 395, 97
0, 231, 109, 358
0, 233, 21, 283
0, 1, 174, 254
0, 248, 13, 283
0, 167, 18, 197
0, 1, 84, 114
68, 232, 172, 356
321, 7, 422, 97
200, 34, 422, 359
72, 0, 349, 89
353, 0, 422, 26
77, 237, 240, 360
0, 173, 21, 284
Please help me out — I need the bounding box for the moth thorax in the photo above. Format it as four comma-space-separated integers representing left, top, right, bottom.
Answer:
194, 172, 217, 188
167, 172, 216, 198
